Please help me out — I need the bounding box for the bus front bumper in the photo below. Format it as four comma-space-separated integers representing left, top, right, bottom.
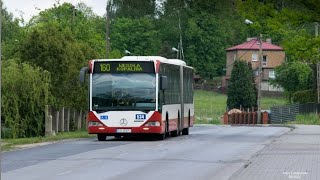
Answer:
88, 126, 163, 135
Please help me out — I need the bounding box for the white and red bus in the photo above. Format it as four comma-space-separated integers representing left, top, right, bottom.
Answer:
79, 56, 194, 140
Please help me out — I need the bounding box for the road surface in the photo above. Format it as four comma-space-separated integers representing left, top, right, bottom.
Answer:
2, 125, 290, 180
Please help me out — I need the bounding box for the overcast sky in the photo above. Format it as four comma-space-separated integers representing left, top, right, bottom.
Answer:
2, 0, 106, 22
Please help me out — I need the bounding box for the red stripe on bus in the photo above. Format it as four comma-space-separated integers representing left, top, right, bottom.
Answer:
87, 111, 99, 121
155, 60, 161, 73
89, 60, 93, 73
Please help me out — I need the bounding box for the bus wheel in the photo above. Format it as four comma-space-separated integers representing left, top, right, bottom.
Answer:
182, 128, 189, 135
171, 129, 178, 137
157, 133, 166, 140
97, 134, 107, 141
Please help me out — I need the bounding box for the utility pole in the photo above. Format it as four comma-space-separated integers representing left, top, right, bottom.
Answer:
71, 5, 75, 31
317, 62, 320, 103
316, 22, 320, 103
105, 1, 111, 59
257, 34, 263, 123
0, 0, 2, 178
178, 11, 184, 60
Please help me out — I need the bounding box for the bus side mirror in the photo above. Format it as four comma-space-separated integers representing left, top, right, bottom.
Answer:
160, 76, 167, 90
79, 67, 89, 83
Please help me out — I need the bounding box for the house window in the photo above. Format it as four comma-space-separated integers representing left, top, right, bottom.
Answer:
233, 54, 236, 61
262, 55, 267, 66
252, 53, 258, 62
269, 70, 275, 79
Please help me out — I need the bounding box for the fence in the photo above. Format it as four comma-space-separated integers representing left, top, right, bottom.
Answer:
270, 103, 319, 123
299, 103, 320, 114
45, 106, 87, 136
223, 111, 269, 125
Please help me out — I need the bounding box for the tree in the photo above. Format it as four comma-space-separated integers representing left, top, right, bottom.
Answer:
2, 60, 51, 138
1, 2, 24, 60
184, 12, 227, 78
227, 61, 257, 109
110, 17, 161, 55
20, 23, 95, 108
237, 0, 320, 63
109, 0, 156, 19
271, 61, 313, 102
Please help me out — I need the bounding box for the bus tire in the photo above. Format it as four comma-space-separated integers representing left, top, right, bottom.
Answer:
171, 129, 178, 137
157, 133, 166, 140
171, 112, 180, 137
182, 111, 190, 135
182, 128, 189, 135
165, 113, 170, 137
97, 134, 107, 141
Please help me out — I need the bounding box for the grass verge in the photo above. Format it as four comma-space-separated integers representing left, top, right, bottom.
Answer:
194, 90, 287, 124
2, 131, 94, 151
287, 113, 320, 125
195, 90, 226, 124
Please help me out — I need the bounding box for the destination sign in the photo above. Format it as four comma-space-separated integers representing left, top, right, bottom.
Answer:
93, 61, 155, 73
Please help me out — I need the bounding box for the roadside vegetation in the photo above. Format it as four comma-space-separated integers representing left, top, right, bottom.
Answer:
2, 131, 94, 152
195, 90, 287, 124
287, 114, 320, 125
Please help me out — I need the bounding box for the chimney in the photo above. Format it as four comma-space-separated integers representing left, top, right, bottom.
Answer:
266, 38, 272, 43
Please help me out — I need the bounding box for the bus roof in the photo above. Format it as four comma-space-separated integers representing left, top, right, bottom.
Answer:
93, 56, 189, 67
121, 56, 187, 66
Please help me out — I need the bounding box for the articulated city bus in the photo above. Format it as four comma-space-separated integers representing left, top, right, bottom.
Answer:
79, 56, 194, 140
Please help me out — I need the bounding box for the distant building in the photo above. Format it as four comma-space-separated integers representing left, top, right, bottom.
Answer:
224, 38, 285, 92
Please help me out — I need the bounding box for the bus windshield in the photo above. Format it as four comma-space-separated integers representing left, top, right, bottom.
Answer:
92, 73, 156, 112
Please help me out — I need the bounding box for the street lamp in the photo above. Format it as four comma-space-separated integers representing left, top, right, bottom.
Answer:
125, 50, 132, 55
244, 19, 253, 25
172, 47, 179, 58
244, 19, 262, 124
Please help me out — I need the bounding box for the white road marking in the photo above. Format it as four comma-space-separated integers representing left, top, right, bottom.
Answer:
56, 170, 72, 176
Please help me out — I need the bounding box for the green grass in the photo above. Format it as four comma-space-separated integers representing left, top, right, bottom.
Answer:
195, 90, 227, 124
2, 131, 94, 151
287, 113, 320, 125
261, 96, 287, 110
194, 90, 287, 124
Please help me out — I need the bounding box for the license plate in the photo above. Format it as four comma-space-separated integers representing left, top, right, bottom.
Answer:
116, 129, 131, 133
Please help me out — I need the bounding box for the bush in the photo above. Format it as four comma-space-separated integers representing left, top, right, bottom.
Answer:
227, 61, 256, 109
2, 59, 52, 138
292, 89, 317, 103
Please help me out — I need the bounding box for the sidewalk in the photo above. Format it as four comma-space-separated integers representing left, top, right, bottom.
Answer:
230, 125, 320, 180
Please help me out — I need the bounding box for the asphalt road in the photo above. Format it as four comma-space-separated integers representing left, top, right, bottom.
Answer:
2, 125, 290, 180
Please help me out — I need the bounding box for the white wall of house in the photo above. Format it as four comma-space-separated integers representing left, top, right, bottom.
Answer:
261, 81, 283, 92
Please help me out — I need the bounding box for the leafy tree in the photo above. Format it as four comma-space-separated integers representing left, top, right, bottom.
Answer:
2, 60, 51, 138
110, 17, 161, 55
237, 0, 320, 63
184, 12, 227, 78
227, 61, 257, 109
271, 61, 313, 102
1, 2, 24, 60
109, 0, 156, 19
29, 2, 106, 58
20, 23, 95, 109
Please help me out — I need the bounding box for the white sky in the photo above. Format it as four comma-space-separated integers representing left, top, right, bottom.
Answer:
2, 0, 107, 22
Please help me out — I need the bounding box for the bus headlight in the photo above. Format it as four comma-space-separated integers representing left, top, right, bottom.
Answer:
144, 121, 160, 126
88, 121, 104, 127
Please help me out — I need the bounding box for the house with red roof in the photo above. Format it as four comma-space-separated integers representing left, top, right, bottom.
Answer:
224, 38, 285, 92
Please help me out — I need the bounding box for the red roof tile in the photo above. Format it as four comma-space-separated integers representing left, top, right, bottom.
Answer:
226, 38, 283, 51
